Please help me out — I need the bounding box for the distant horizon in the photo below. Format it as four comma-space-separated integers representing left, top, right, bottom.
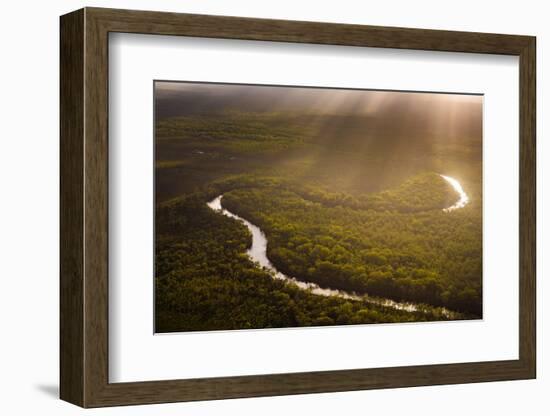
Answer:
156, 79, 483, 97
155, 80, 483, 144
154, 81, 482, 111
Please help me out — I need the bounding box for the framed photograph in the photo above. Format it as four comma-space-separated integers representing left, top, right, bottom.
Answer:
60, 7, 536, 408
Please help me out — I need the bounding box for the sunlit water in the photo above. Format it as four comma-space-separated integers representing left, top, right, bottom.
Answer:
440, 175, 469, 211
207, 195, 458, 317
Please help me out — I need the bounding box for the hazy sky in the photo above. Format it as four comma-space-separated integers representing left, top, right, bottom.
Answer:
156, 81, 481, 113
155, 81, 482, 141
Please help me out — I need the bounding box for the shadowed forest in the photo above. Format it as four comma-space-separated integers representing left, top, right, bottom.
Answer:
154, 82, 483, 333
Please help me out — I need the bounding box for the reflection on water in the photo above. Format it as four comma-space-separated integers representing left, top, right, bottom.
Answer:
440, 175, 470, 212
207, 195, 455, 317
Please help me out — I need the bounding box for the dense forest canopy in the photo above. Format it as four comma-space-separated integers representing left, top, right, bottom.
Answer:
154, 82, 483, 333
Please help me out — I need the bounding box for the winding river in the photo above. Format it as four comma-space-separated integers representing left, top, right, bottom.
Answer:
440, 175, 469, 211
206, 175, 468, 316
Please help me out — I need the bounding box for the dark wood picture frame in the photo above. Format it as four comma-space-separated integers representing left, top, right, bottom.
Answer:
60, 7, 536, 408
